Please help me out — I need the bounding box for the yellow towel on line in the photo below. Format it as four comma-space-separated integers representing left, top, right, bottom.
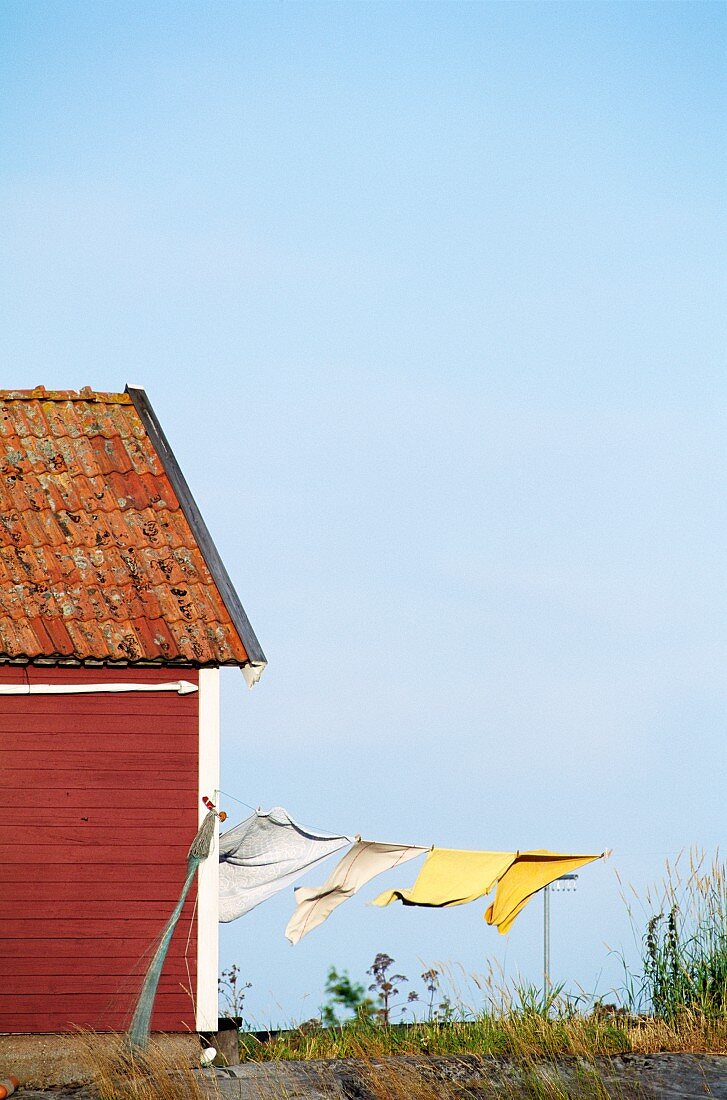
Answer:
484, 851, 602, 934
373, 849, 517, 909
373, 847, 605, 933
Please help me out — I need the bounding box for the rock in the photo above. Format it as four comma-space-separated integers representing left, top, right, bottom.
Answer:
204, 1053, 727, 1100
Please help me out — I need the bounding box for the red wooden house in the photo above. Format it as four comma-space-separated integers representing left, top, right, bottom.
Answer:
0, 385, 265, 1034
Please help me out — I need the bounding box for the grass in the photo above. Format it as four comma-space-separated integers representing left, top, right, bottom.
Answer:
233, 1008, 727, 1099
238, 1008, 727, 1064
78, 1033, 216, 1100
621, 850, 727, 1020
74, 1010, 727, 1100
233, 1009, 727, 1100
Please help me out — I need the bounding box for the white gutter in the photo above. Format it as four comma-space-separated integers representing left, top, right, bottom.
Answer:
241, 662, 266, 689
0, 680, 198, 695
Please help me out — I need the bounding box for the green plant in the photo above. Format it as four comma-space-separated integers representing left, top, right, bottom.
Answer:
629, 851, 727, 1019
321, 966, 376, 1026
508, 981, 569, 1019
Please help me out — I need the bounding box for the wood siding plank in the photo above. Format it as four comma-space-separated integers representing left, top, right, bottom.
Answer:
3, 939, 190, 958
5, 864, 192, 883
4, 789, 199, 809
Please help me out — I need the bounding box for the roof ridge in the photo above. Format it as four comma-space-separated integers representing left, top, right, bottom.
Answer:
0, 387, 132, 404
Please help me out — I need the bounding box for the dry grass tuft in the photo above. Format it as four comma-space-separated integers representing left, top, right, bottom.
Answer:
77, 1032, 216, 1100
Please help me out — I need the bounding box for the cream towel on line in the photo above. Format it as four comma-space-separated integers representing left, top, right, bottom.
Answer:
286, 840, 429, 944
219, 806, 353, 923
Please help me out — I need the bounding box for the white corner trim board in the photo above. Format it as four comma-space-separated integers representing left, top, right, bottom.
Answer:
197, 667, 220, 1032
0, 680, 199, 695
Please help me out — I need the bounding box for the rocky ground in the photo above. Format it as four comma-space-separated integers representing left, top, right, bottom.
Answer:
9, 1053, 727, 1099
208, 1053, 727, 1099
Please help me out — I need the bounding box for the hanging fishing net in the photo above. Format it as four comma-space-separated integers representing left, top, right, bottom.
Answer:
128, 809, 217, 1050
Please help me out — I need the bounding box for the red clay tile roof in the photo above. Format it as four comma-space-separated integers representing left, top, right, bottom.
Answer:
0, 386, 265, 668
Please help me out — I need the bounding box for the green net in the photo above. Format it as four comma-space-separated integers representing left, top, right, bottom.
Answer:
128, 810, 217, 1050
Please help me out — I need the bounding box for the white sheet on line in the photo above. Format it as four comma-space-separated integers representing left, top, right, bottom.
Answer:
218, 806, 353, 923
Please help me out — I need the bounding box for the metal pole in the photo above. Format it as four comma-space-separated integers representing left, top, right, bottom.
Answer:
543, 883, 550, 1000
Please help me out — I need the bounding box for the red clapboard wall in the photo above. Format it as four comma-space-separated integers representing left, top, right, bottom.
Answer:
0, 664, 199, 1033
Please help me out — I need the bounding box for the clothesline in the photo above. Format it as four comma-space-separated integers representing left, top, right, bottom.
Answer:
216, 789, 349, 840
215, 803, 607, 945
216, 788, 258, 814
215, 793, 657, 855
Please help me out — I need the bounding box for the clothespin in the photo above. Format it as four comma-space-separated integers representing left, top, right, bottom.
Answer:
202, 794, 227, 823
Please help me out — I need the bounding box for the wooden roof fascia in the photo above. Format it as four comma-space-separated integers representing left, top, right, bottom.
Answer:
125, 384, 267, 674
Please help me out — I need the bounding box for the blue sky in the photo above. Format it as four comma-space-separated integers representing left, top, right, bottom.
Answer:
2, 1, 725, 1023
